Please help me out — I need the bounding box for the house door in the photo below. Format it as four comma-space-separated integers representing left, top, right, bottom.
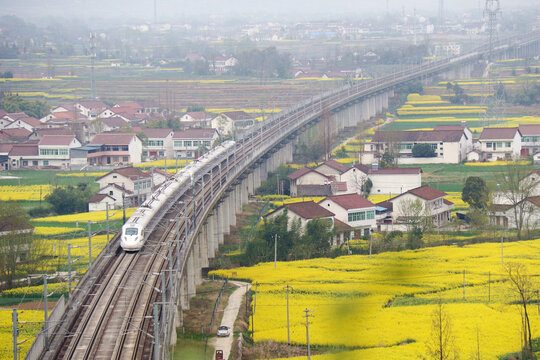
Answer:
107, 156, 111, 164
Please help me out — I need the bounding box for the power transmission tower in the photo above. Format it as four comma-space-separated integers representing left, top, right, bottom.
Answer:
481, 0, 503, 128
90, 32, 97, 100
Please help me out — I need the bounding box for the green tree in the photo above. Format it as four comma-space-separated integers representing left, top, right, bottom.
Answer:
186, 104, 205, 112
297, 218, 335, 259
361, 178, 373, 198
380, 152, 395, 168
0, 93, 50, 118
412, 143, 436, 157
45, 184, 93, 215
0, 203, 37, 288
462, 176, 489, 210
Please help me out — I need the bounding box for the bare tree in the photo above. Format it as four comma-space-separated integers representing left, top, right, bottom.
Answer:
505, 262, 534, 359
426, 299, 458, 360
496, 164, 540, 239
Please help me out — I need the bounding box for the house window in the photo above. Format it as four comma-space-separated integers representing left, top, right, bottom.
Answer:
348, 211, 366, 222
174, 141, 182, 147
148, 140, 164, 147
203, 141, 211, 147
109, 191, 113, 196
430, 144, 437, 150
43, 160, 48, 166
487, 142, 492, 148
113, 156, 119, 162
123, 156, 128, 162
366, 210, 375, 220
506, 142, 511, 148
187, 151, 193, 157
184, 141, 192, 147
496, 142, 502, 148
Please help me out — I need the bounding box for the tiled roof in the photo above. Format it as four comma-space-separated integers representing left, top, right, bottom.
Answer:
14, 117, 42, 128
479, 127, 520, 140
89, 194, 114, 203
96, 166, 151, 181
324, 193, 374, 210
91, 133, 137, 145
372, 130, 465, 143
103, 116, 129, 128
443, 198, 454, 206
524, 196, 540, 207
434, 124, 469, 131
332, 182, 348, 191
0, 143, 14, 154
317, 159, 349, 173
407, 185, 447, 200
285, 201, 335, 219
141, 128, 173, 138
3, 112, 28, 120
8, 144, 38, 156
114, 102, 142, 109
38, 135, 76, 146
172, 128, 217, 139
32, 128, 74, 137
352, 164, 370, 174
518, 125, 540, 136
333, 218, 353, 232
100, 183, 134, 195
288, 167, 329, 181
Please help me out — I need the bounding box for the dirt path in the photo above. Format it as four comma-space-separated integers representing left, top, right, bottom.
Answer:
209, 281, 251, 360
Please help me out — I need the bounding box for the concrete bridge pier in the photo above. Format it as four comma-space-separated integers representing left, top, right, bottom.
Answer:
228, 192, 236, 227
216, 202, 224, 245
198, 224, 209, 268
206, 214, 216, 258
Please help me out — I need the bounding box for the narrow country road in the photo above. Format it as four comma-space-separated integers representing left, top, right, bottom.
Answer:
209, 281, 251, 360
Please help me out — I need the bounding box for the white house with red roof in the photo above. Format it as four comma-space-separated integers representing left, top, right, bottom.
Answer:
88, 133, 142, 165
97, 183, 133, 209
319, 193, 376, 236
518, 125, 540, 156
8, 144, 39, 169
180, 112, 213, 128
340, 164, 421, 195
265, 201, 354, 246
88, 194, 117, 212
209, 56, 238, 74
212, 111, 255, 136
75, 101, 108, 119
172, 128, 218, 159
4, 116, 43, 132
37, 135, 81, 168
96, 166, 152, 206
288, 167, 333, 197
140, 128, 174, 160
385, 185, 454, 229
478, 127, 522, 161
314, 159, 349, 178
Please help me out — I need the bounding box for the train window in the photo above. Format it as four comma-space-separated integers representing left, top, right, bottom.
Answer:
125, 228, 138, 235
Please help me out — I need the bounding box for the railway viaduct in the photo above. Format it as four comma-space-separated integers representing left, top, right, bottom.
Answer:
34, 31, 540, 360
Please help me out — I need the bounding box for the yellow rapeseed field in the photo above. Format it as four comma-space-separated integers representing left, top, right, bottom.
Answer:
0, 309, 46, 359
0, 185, 53, 201
211, 239, 540, 359
33, 208, 136, 223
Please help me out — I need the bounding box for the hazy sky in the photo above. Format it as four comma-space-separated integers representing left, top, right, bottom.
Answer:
0, 0, 533, 24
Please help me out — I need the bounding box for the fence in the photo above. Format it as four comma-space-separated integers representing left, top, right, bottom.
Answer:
25, 295, 65, 360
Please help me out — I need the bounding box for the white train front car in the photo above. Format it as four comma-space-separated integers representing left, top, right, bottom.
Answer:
120, 222, 145, 251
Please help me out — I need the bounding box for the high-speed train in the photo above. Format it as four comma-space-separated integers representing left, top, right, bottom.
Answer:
120, 140, 236, 251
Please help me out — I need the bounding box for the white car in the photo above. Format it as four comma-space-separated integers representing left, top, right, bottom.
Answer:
217, 325, 230, 337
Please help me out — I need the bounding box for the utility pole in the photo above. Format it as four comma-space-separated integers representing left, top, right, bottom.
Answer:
274, 234, 278, 269
488, 271, 491, 302
302, 309, 314, 360
88, 220, 92, 274
283, 285, 293, 345
43, 275, 49, 350
106, 202, 110, 250
122, 183, 126, 224
68, 244, 72, 301
369, 230, 372, 259
153, 303, 160, 360
12, 309, 17, 360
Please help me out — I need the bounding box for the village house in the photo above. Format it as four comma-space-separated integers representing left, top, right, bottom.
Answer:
368, 128, 471, 164
4, 116, 43, 132
172, 128, 219, 159
478, 127, 522, 161
96, 167, 152, 206
340, 164, 422, 195
180, 112, 213, 128
209, 56, 238, 74
489, 196, 540, 230
88, 194, 117, 212
211, 111, 255, 136
8, 143, 39, 169
381, 185, 454, 230
75, 100, 108, 120
87, 133, 143, 165
265, 201, 353, 246
0, 128, 32, 143
37, 135, 81, 169
319, 193, 376, 237
518, 125, 540, 156
288, 167, 334, 197
140, 128, 174, 160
